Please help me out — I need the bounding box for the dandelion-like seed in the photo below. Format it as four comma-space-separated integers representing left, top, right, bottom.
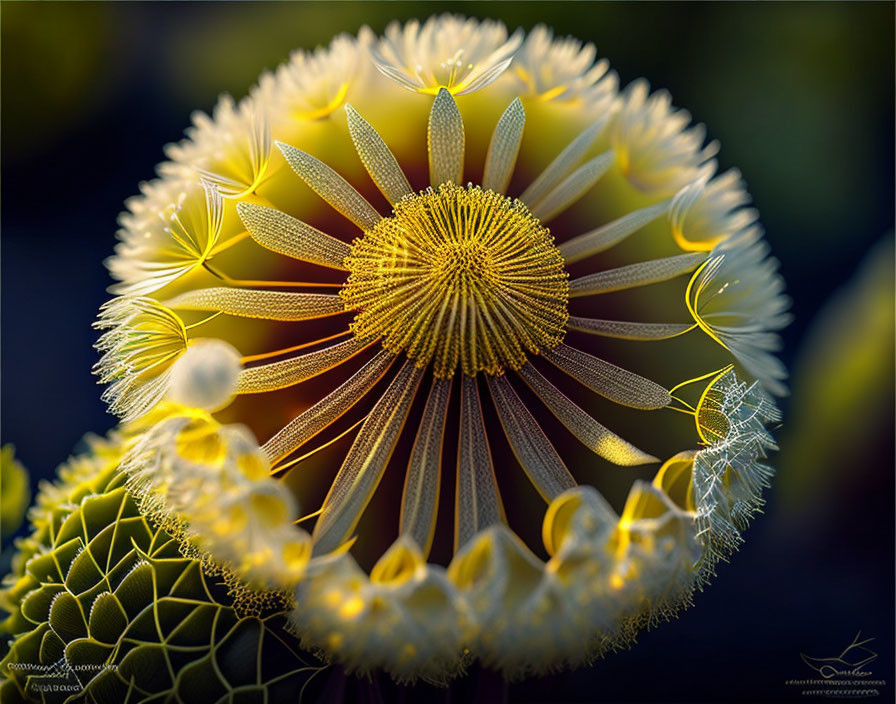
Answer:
94, 14, 790, 682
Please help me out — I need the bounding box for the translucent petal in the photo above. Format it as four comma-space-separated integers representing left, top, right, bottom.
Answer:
482, 98, 525, 195
164, 287, 344, 321
516, 363, 657, 465
428, 88, 465, 187
237, 202, 350, 269
559, 199, 671, 264
276, 141, 381, 229
543, 344, 670, 409
262, 350, 395, 463
519, 116, 609, 207
237, 337, 369, 394
486, 374, 576, 500
345, 104, 413, 205
566, 316, 692, 340
569, 252, 707, 297
530, 150, 614, 223
313, 360, 424, 554
400, 377, 453, 556
455, 375, 506, 551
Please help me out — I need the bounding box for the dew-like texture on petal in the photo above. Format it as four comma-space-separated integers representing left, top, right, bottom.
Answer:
278, 141, 381, 230
237, 202, 351, 269
165, 286, 345, 321
569, 251, 708, 297
236, 337, 370, 394
346, 103, 414, 205
482, 98, 526, 194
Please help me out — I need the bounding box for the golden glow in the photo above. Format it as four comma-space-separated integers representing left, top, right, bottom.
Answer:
694, 366, 736, 444
296, 82, 350, 120
685, 259, 729, 349
341, 183, 569, 377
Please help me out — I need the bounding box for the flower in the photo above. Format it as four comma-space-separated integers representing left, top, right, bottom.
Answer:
611, 79, 719, 195
107, 178, 224, 295
160, 94, 272, 198
372, 14, 523, 95
509, 24, 617, 106
95, 15, 789, 682
254, 28, 376, 123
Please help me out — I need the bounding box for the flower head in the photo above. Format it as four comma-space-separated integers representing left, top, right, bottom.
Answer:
96, 16, 789, 681
108, 178, 223, 295
255, 29, 376, 123
510, 24, 617, 106
160, 94, 272, 198
372, 15, 523, 95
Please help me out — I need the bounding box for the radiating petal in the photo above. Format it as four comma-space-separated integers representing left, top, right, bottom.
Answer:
519, 116, 610, 207
313, 360, 424, 554
400, 377, 453, 555
237, 202, 350, 269
516, 362, 657, 465
486, 374, 576, 500
262, 350, 395, 462
276, 141, 381, 229
530, 150, 614, 223
482, 98, 525, 195
428, 88, 465, 187
559, 199, 671, 264
345, 104, 413, 205
566, 316, 692, 340
237, 337, 370, 394
455, 375, 506, 551
542, 344, 670, 409
569, 252, 707, 297
164, 287, 344, 321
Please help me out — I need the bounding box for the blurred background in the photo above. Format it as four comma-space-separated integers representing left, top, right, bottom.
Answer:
2, 2, 893, 702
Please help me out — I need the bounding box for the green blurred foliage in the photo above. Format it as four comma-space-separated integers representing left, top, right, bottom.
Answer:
0, 447, 30, 544
0, 3, 119, 152
776, 233, 894, 516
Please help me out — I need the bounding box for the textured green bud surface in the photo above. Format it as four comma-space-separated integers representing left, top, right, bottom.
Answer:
0, 440, 320, 703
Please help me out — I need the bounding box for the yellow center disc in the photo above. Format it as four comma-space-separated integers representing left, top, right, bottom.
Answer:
341, 183, 569, 377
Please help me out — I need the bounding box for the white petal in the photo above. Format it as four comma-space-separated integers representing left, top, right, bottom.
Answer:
345, 103, 413, 205
277, 141, 381, 230
543, 344, 670, 409
482, 98, 525, 194
237, 202, 350, 269
313, 360, 424, 554
569, 252, 707, 297
428, 88, 465, 187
